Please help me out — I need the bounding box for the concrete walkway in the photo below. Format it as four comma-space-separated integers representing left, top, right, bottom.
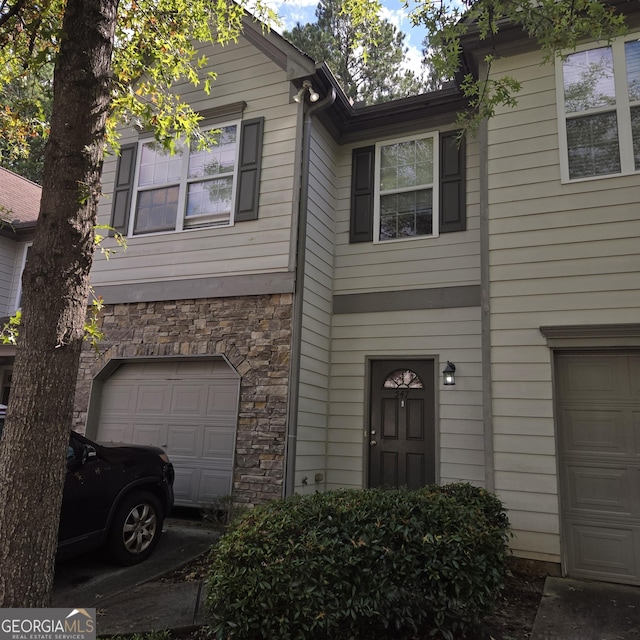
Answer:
531, 577, 640, 640
93, 581, 208, 636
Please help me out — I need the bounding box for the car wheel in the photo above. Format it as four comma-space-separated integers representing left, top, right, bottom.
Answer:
108, 491, 163, 565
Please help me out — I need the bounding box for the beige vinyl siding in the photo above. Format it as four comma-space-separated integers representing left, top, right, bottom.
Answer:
333, 133, 480, 295
295, 123, 338, 493
0, 237, 17, 315
92, 36, 299, 288
327, 307, 484, 489
487, 50, 640, 563
324, 128, 484, 490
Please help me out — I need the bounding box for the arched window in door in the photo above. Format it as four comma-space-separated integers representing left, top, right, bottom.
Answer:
383, 369, 424, 389
383, 369, 424, 407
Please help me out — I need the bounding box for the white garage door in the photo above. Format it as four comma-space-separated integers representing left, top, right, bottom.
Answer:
556, 352, 640, 586
95, 359, 240, 507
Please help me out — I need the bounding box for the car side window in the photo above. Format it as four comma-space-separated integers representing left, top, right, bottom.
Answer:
67, 437, 83, 465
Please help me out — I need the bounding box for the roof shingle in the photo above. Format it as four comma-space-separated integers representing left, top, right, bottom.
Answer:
0, 167, 41, 225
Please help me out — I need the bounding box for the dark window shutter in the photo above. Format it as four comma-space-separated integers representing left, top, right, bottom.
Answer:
440, 131, 466, 233
440, 131, 467, 233
350, 145, 375, 243
235, 117, 264, 222
109, 143, 137, 235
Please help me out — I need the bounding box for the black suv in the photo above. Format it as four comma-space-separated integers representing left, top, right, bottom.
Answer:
59, 431, 174, 565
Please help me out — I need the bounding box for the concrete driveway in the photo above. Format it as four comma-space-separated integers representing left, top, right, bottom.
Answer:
52, 518, 219, 609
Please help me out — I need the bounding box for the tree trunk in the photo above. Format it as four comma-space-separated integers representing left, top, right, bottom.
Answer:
0, 0, 118, 607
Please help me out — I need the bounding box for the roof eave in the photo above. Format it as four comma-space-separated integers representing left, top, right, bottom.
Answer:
459, 0, 640, 73
0, 220, 37, 240
309, 65, 468, 142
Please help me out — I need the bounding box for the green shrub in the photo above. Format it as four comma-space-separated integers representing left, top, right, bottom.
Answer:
205, 483, 510, 640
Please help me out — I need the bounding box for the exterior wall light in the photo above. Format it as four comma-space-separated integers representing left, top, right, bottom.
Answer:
443, 361, 456, 386
293, 80, 320, 103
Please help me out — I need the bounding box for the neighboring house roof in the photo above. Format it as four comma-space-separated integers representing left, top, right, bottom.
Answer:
0, 167, 40, 230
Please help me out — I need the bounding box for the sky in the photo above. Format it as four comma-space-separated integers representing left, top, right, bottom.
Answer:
263, 0, 430, 79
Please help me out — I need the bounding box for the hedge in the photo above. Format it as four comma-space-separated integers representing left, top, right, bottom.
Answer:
206, 483, 510, 640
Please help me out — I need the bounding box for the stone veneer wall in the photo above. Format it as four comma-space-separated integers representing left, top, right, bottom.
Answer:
74, 293, 293, 506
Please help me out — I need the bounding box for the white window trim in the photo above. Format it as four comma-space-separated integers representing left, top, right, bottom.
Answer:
0, 366, 12, 406
373, 131, 440, 244
556, 32, 640, 184
14, 242, 32, 312
128, 120, 241, 237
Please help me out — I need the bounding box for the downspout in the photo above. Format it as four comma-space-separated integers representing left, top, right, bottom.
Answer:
285, 85, 336, 498
479, 110, 495, 493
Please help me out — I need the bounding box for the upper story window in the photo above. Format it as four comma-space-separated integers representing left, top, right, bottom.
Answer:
350, 130, 465, 244
109, 115, 264, 237
557, 34, 640, 182
132, 123, 239, 235
375, 134, 438, 242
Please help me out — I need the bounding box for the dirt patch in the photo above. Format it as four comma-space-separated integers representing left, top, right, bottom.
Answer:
156, 551, 213, 584
481, 564, 546, 639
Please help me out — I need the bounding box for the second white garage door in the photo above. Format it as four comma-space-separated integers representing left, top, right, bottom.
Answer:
95, 359, 240, 507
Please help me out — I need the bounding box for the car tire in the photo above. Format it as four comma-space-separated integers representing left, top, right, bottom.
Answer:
107, 491, 163, 565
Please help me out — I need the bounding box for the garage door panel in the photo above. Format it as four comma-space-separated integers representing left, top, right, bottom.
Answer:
629, 357, 640, 398
566, 522, 639, 584
101, 385, 138, 414
170, 385, 208, 415
111, 363, 147, 379
561, 408, 631, 454
96, 422, 133, 444
139, 363, 180, 379
558, 356, 624, 400
96, 359, 239, 506
167, 426, 202, 457
557, 351, 640, 585
175, 360, 224, 377
135, 384, 172, 414
565, 465, 637, 517
172, 465, 233, 505
172, 466, 198, 503
199, 470, 233, 502
131, 424, 167, 448
203, 427, 235, 457
207, 382, 239, 415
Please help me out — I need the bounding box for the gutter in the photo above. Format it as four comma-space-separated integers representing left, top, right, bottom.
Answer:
0, 221, 37, 239
285, 84, 336, 498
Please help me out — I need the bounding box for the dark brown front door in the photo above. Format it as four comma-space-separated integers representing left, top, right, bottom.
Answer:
369, 359, 435, 489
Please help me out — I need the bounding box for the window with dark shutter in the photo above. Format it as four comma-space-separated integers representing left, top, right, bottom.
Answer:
350, 145, 375, 243
349, 131, 466, 244
109, 143, 137, 235
439, 131, 466, 233
235, 117, 264, 222
117, 116, 264, 236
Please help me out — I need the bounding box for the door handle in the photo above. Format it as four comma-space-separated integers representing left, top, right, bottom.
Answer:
370, 440, 377, 446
